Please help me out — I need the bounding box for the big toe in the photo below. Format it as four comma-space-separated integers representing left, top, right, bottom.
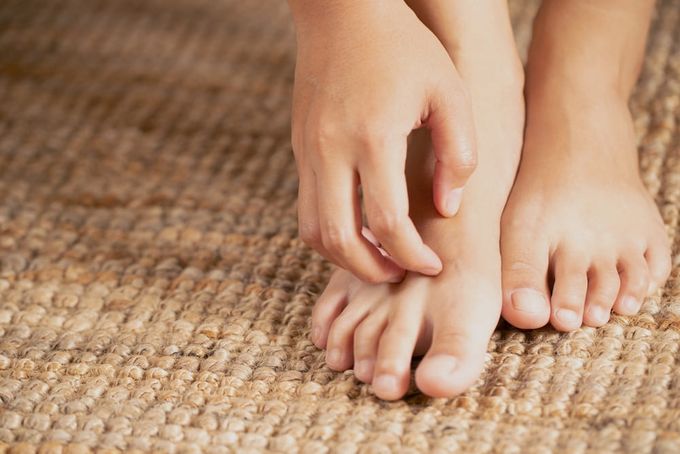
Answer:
500, 230, 551, 329
415, 286, 501, 398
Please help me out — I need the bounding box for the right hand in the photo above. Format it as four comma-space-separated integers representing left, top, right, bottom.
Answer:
290, 0, 477, 283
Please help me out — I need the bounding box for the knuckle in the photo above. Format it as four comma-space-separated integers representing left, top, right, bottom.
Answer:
370, 209, 405, 238
321, 223, 356, 254
298, 222, 322, 247
353, 323, 374, 347
328, 315, 353, 340
375, 358, 403, 376
357, 129, 390, 152
601, 283, 620, 302
456, 150, 478, 172
307, 123, 340, 160
593, 284, 619, 304
625, 272, 647, 295
433, 330, 467, 347
384, 323, 410, 341
503, 256, 544, 277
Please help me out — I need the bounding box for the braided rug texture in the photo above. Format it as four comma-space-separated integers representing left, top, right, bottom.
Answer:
0, 0, 679, 452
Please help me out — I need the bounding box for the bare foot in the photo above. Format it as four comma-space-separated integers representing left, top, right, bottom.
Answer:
499, 0, 671, 332
309, 1, 525, 399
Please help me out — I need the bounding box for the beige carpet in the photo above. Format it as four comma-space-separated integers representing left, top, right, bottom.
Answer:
1, 0, 679, 452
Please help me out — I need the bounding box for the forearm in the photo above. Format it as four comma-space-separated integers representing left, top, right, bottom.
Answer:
287, 0, 397, 37
404, 0, 521, 81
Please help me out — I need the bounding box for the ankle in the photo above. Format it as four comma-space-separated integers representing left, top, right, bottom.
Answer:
528, 0, 652, 98
525, 70, 629, 112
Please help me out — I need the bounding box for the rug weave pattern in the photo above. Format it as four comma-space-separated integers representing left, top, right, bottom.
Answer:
1, 1, 680, 452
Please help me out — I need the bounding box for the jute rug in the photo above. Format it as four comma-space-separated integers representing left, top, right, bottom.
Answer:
0, 0, 679, 452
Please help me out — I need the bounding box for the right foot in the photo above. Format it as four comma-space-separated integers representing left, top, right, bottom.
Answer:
310, 1, 525, 399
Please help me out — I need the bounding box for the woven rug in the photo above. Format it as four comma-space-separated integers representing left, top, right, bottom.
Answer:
1, 0, 679, 452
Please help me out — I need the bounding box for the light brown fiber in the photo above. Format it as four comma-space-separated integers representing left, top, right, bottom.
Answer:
1, 0, 680, 452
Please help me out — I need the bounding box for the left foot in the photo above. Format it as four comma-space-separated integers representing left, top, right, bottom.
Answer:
500, 1, 672, 331
309, 1, 525, 399
500, 88, 671, 331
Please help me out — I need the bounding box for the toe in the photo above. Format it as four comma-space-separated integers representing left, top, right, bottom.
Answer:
549, 250, 588, 331
500, 231, 551, 329
613, 255, 649, 316
416, 286, 499, 398
325, 298, 371, 371
371, 304, 423, 400
645, 239, 671, 294
311, 271, 351, 349
583, 262, 620, 327
352, 308, 388, 383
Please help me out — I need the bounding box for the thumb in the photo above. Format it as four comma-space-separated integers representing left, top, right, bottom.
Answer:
427, 83, 477, 217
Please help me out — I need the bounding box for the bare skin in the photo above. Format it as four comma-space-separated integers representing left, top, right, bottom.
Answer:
500, 0, 672, 331
288, 0, 479, 284
311, 1, 524, 400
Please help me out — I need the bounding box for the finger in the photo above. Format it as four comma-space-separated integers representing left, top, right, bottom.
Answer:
315, 164, 405, 284
296, 159, 335, 261
360, 147, 443, 275
428, 80, 477, 217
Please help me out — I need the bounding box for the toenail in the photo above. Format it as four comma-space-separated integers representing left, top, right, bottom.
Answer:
326, 348, 342, 366
555, 309, 579, 326
511, 289, 547, 313
621, 296, 639, 314
589, 306, 609, 325
373, 374, 398, 394
446, 187, 464, 216
355, 359, 374, 379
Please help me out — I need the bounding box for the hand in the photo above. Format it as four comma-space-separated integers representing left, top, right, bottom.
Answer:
289, 0, 477, 283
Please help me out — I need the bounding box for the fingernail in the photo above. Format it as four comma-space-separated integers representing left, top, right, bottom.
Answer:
555, 309, 579, 326
589, 305, 610, 325
511, 289, 547, 313
373, 374, 398, 393
326, 348, 342, 366
446, 187, 464, 216
355, 359, 374, 380
621, 296, 639, 314
421, 249, 443, 275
